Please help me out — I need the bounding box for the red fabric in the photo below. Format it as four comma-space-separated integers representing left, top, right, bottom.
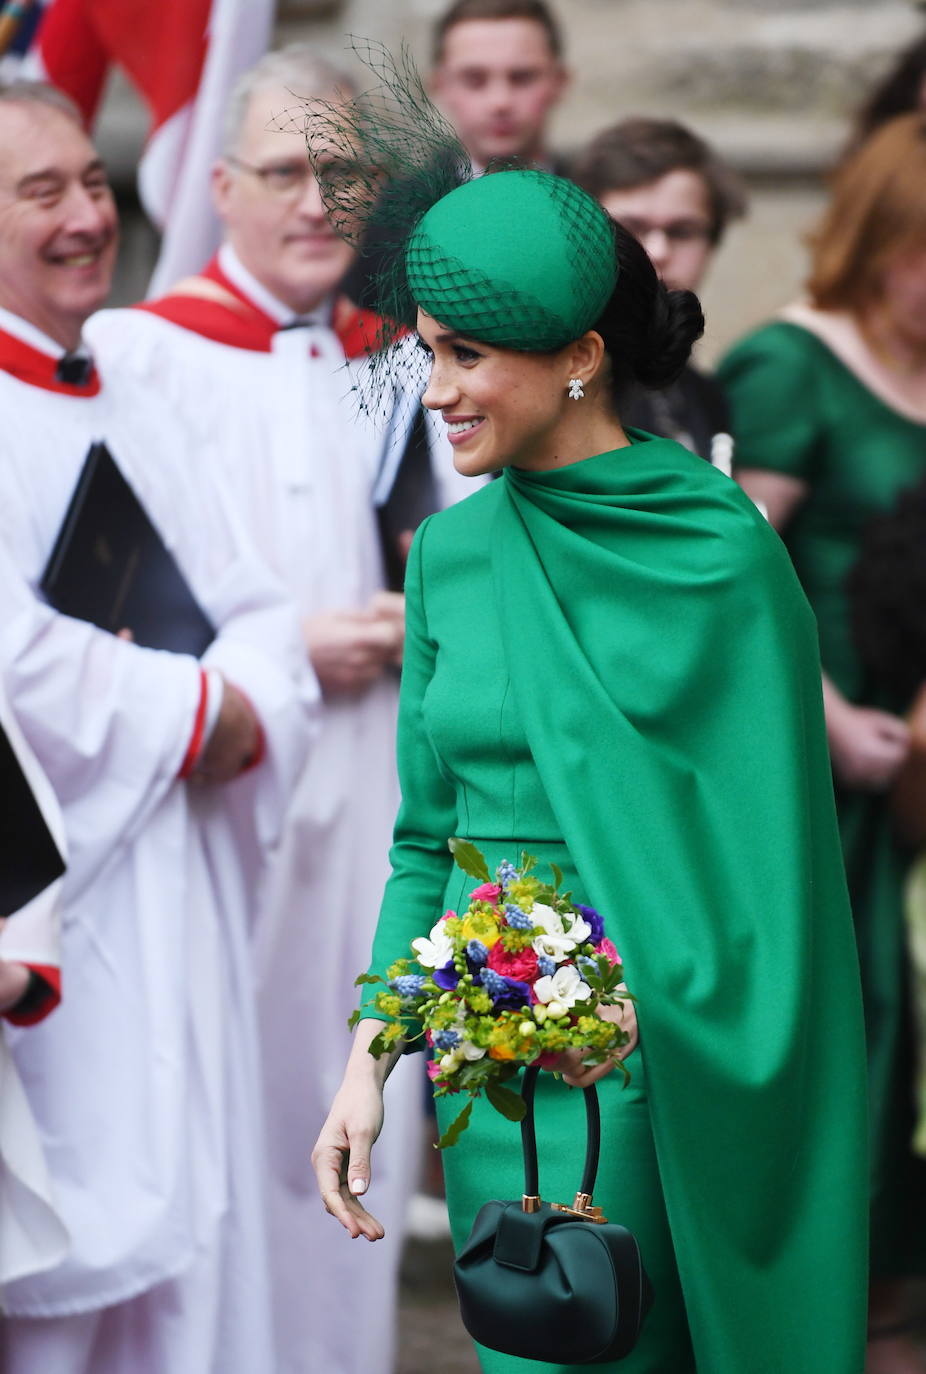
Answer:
136, 292, 276, 353
137, 254, 396, 360
177, 668, 209, 779
4, 964, 61, 1027
0, 327, 100, 396
37, 0, 211, 134
34, 0, 109, 125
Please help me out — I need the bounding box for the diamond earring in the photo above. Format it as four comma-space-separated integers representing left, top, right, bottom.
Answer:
568, 378, 585, 400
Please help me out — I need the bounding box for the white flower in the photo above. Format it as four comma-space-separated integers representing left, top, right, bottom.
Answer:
532, 964, 591, 1011
412, 918, 454, 969
531, 903, 590, 962
460, 1039, 487, 1061
564, 911, 592, 945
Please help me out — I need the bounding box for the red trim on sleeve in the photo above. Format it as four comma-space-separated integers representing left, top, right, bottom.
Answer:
5, 964, 61, 1027
178, 669, 209, 778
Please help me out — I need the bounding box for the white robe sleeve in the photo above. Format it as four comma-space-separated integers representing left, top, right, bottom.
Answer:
0, 679, 69, 1287
0, 538, 204, 900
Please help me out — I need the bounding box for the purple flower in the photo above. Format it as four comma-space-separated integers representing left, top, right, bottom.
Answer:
480, 967, 532, 1011
466, 939, 489, 971
575, 903, 605, 945
433, 961, 460, 991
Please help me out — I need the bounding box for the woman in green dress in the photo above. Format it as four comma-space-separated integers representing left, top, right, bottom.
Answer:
718, 113, 926, 1373
309, 57, 868, 1373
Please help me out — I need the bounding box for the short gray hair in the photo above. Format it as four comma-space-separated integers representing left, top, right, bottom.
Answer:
223, 44, 355, 156
0, 80, 83, 125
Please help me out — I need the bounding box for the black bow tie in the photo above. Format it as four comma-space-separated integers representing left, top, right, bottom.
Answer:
55, 352, 94, 386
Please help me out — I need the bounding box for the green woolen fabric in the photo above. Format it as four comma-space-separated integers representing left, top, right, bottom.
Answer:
719, 320, 926, 1275
366, 434, 868, 1371
405, 170, 618, 350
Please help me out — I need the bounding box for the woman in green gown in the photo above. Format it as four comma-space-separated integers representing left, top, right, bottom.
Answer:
309, 61, 868, 1373
719, 112, 926, 1374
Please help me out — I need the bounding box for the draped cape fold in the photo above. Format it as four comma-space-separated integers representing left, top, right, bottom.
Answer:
489, 441, 868, 1371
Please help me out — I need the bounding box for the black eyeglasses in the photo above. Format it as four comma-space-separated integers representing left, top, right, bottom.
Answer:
226, 156, 315, 198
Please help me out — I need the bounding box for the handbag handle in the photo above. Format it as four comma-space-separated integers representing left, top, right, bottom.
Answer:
519, 1065, 603, 1218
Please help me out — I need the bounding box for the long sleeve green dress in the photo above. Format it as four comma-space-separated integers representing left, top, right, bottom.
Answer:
719, 319, 926, 1277
366, 432, 868, 1372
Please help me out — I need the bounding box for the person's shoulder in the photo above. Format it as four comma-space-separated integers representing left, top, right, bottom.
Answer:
718, 316, 834, 375
414, 479, 502, 561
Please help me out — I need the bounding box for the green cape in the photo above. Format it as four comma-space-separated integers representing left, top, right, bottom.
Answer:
489, 441, 868, 1370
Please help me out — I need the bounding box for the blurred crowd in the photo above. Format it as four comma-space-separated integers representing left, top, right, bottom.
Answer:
1, 2, 926, 1372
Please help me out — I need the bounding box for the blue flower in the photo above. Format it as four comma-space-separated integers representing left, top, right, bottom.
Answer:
504, 904, 533, 930
575, 903, 605, 945
433, 961, 460, 991
390, 974, 426, 998
481, 967, 532, 1011
465, 939, 489, 970
433, 1029, 461, 1051
577, 956, 598, 978
497, 861, 518, 886
537, 956, 556, 978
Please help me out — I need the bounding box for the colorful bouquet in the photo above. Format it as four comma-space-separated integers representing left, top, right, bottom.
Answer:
353, 839, 633, 1146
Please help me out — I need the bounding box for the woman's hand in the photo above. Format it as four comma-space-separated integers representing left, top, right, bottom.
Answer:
546, 997, 639, 1088
311, 1021, 398, 1241
823, 676, 911, 790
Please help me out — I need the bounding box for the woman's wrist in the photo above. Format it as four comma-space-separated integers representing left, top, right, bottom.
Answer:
347, 1019, 400, 1087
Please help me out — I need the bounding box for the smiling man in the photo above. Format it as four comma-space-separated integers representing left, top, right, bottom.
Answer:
0, 81, 315, 1373
87, 45, 471, 1374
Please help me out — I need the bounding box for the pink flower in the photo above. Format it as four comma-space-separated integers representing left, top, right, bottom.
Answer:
596, 938, 621, 967
469, 883, 502, 903
487, 942, 540, 986
426, 1059, 443, 1081
440, 909, 457, 921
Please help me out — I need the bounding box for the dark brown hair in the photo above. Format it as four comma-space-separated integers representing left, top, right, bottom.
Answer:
807, 111, 926, 312
432, 0, 563, 65
572, 117, 747, 246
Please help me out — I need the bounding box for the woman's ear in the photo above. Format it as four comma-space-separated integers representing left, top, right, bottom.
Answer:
563, 331, 607, 389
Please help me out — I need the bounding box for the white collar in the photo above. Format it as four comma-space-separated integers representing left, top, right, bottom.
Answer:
218, 243, 333, 328
0, 306, 87, 359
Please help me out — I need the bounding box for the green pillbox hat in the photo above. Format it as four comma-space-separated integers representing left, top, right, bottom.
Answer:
405, 169, 619, 351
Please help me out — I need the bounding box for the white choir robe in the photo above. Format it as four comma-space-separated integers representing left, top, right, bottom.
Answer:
90, 273, 466, 1374
0, 317, 316, 1374
0, 644, 68, 1291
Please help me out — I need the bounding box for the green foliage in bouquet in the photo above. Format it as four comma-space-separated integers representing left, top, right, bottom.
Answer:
353, 840, 634, 1146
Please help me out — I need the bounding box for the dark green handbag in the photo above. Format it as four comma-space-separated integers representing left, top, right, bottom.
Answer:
453, 1066, 654, 1364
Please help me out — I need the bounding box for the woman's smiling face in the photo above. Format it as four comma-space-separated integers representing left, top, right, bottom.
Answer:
417, 308, 570, 476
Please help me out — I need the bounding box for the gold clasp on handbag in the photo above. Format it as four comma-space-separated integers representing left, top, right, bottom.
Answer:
521, 1194, 542, 1213
551, 1191, 608, 1224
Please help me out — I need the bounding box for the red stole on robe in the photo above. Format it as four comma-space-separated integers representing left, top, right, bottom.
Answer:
135, 255, 389, 361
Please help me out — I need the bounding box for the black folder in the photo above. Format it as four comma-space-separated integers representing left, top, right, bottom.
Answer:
0, 722, 65, 916
40, 442, 215, 657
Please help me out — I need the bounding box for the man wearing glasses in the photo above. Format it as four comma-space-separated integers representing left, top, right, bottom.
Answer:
573, 117, 748, 467
88, 43, 447, 1374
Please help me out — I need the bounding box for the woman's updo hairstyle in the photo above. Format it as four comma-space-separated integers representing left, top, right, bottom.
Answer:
594, 220, 705, 391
